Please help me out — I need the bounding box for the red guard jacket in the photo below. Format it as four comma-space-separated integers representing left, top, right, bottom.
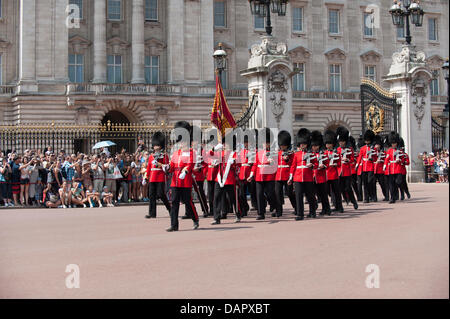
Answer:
400, 151, 410, 175
276, 151, 294, 181
324, 149, 340, 181
146, 153, 169, 183
192, 149, 206, 182
357, 145, 376, 172
337, 147, 354, 177
290, 150, 317, 183
238, 148, 253, 180
314, 151, 329, 184
250, 149, 277, 182
168, 148, 195, 188
215, 150, 238, 185
374, 149, 386, 175
384, 148, 405, 175
204, 149, 219, 182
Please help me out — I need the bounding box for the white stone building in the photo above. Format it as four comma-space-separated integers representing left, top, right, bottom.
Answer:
0, 0, 448, 137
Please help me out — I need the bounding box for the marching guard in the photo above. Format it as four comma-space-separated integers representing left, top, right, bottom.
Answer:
205, 128, 220, 218
336, 127, 358, 210
398, 137, 411, 200
144, 131, 171, 218
357, 130, 376, 203
275, 130, 296, 217
324, 130, 344, 213
383, 131, 403, 204
373, 135, 389, 202
164, 121, 199, 231
289, 128, 318, 220
311, 131, 331, 216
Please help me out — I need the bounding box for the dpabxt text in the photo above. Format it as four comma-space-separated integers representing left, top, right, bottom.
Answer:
225, 304, 270, 314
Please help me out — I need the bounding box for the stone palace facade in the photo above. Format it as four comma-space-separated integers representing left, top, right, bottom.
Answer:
0, 0, 448, 136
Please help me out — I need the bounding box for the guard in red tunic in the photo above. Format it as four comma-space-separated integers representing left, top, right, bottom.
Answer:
356, 130, 376, 203
336, 126, 358, 210
324, 130, 344, 213
144, 131, 171, 218
204, 128, 220, 218
275, 130, 296, 217
383, 131, 403, 204
372, 135, 389, 202
349, 136, 360, 200
311, 131, 331, 216
191, 126, 209, 217
211, 133, 242, 224
237, 130, 257, 216
247, 128, 281, 220
288, 128, 318, 220
398, 137, 411, 200
355, 137, 365, 202
164, 121, 199, 231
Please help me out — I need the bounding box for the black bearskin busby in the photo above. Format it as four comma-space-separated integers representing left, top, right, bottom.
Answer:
259, 128, 273, 147
323, 130, 337, 146
398, 137, 405, 149
336, 126, 349, 143
297, 128, 311, 146
173, 121, 192, 143
387, 131, 400, 146
372, 135, 383, 147
363, 130, 375, 144
311, 130, 323, 147
349, 135, 356, 150
278, 130, 292, 147
151, 131, 166, 149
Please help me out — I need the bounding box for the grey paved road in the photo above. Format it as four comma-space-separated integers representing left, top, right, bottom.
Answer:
0, 183, 448, 298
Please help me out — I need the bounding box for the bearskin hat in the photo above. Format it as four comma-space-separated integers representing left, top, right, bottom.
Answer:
278, 130, 292, 147
151, 131, 166, 149
372, 135, 383, 147
398, 137, 405, 149
349, 135, 356, 149
323, 130, 337, 146
297, 128, 311, 146
387, 131, 400, 146
224, 131, 237, 150
357, 136, 365, 148
173, 121, 191, 143
259, 128, 273, 146
336, 126, 349, 143
363, 130, 375, 143
311, 130, 323, 147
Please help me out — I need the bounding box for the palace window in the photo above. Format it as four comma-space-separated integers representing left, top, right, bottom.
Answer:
68, 54, 84, 83
107, 0, 121, 20
364, 65, 376, 82
428, 18, 438, 41
328, 9, 340, 34
292, 7, 303, 32
363, 12, 374, 37
430, 73, 439, 96
107, 55, 122, 83
69, 0, 83, 19
214, 1, 226, 27
255, 15, 264, 30
145, 56, 159, 84
293, 63, 305, 91
145, 0, 158, 21
329, 64, 342, 92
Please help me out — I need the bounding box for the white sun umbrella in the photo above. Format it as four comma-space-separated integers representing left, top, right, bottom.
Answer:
92, 141, 116, 150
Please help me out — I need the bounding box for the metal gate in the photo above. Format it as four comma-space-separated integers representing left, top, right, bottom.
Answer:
432, 118, 446, 152
360, 78, 399, 136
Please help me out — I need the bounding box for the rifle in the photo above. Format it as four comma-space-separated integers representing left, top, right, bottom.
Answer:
328, 151, 340, 166
192, 144, 208, 215
318, 151, 328, 169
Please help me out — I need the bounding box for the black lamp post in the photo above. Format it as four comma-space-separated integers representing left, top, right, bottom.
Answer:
389, 0, 424, 45
213, 43, 227, 84
248, 0, 288, 36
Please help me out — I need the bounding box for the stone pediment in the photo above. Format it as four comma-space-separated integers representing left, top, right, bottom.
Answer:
145, 37, 166, 50
0, 38, 11, 49
107, 37, 130, 54
426, 54, 445, 70
324, 48, 346, 61
288, 46, 311, 60
68, 35, 91, 53
360, 50, 382, 63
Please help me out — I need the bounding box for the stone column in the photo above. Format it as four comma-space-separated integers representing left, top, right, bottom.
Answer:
167, 0, 184, 83
18, 0, 38, 92
54, 0, 69, 82
131, 0, 145, 84
92, 0, 107, 83
240, 36, 294, 137
200, 0, 214, 83
384, 45, 433, 182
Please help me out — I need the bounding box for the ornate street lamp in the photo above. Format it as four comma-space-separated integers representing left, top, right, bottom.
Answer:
389, 0, 425, 44
213, 43, 227, 82
248, 0, 289, 36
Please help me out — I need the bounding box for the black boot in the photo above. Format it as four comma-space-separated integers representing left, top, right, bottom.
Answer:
256, 215, 265, 220
166, 226, 178, 232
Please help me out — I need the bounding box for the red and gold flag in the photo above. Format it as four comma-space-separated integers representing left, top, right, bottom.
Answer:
211, 72, 236, 138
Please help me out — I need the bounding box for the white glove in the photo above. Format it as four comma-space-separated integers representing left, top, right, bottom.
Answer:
179, 170, 186, 180
162, 164, 170, 173
142, 179, 147, 186
152, 159, 158, 166
214, 144, 223, 151
383, 165, 386, 171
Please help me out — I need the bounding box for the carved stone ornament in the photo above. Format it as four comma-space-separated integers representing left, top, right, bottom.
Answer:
411, 76, 429, 129
365, 102, 385, 134
392, 45, 426, 65
250, 36, 287, 58
270, 94, 286, 126
268, 70, 288, 93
